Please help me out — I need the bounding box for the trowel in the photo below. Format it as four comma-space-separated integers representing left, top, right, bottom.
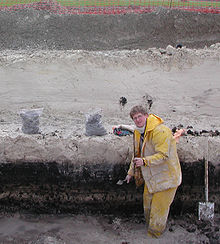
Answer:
198, 139, 214, 220
116, 179, 127, 185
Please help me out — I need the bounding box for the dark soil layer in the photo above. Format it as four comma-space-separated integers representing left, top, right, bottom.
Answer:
0, 8, 220, 50
0, 161, 219, 216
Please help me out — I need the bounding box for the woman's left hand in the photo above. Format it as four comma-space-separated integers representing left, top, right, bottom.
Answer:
133, 157, 144, 167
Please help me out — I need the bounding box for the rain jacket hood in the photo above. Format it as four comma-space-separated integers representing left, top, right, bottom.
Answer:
144, 114, 164, 134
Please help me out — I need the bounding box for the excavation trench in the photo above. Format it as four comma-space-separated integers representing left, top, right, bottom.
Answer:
0, 7, 220, 243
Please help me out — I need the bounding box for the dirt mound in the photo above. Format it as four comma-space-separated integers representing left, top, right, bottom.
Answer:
0, 7, 220, 50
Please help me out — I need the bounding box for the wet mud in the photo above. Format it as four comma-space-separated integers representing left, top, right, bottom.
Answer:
0, 212, 219, 244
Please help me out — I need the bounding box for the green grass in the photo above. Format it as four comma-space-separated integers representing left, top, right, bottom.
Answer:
58, 0, 220, 8
0, 0, 219, 8
0, 0, 40, 6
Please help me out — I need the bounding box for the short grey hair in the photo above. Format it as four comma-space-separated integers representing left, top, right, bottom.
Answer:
130, 105, 148, 119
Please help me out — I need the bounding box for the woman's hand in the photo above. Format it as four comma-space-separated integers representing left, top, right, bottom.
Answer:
125, 174, 133, 183
133, 157, 144, 167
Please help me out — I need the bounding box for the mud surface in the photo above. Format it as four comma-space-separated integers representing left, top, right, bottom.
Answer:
0, 8, 220, 50
0, 213, 219, 244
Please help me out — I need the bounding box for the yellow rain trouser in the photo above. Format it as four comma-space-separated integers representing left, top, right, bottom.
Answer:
143, 184, 177, 238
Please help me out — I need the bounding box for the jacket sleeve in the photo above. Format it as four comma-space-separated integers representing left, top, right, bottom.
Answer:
143, 127, 173, 166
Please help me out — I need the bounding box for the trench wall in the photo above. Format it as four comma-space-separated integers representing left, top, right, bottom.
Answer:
0, 136, 219, 216
0, 4, 220, 217
0, 160, 219, 216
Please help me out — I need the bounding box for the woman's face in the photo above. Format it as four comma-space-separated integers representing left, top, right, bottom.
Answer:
132, 113, 148, 128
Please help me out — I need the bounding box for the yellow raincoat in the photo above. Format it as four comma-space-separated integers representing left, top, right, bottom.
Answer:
128, 114, 182, 237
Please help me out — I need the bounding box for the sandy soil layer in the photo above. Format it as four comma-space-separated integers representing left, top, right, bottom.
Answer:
0, 44, 220, 130
0, 44, 220, 164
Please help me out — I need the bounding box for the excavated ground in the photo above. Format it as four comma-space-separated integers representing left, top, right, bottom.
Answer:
0, 7, 220, 50
0, 7, 220, 244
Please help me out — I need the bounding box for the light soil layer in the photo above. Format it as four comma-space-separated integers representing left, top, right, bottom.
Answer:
0, 8, 220, 50
0, 45, 220, 164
